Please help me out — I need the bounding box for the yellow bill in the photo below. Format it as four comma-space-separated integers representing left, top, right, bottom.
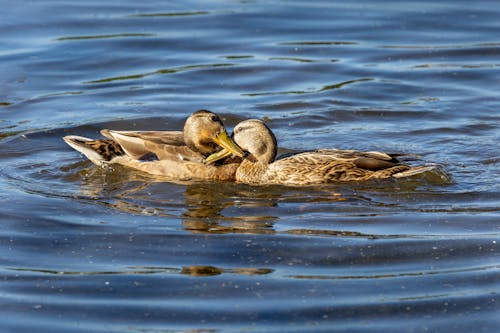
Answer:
208, 130, 244, 163
205, 147, 234, 165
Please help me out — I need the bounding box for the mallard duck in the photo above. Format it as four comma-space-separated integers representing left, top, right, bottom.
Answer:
205, 119, 436, 185
63, 110, 245, 180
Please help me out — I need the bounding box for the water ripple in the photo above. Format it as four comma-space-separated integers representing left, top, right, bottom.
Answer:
2, 1, 500, 332
55, 33, 156, 41
85, 63, 235, 84
130, 11, 211, 18
242, 78, 374, 96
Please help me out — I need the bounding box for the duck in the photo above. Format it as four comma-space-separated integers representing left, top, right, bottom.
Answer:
205, 119, 436, 185
63, 110, 245, 181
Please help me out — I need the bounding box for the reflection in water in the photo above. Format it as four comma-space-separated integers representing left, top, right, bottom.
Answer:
130, 11, 211, 18
5, 146, 454, 238
181, 184, 279, 234
66, 164, 430, 238
56, 33, 156, 41
279, 41, 359, 46
70, 163, 423, 237
242, 78, 374, 96
286, 228, 383, 239
181, 266, 273, 277
85, 63, 234, 84
182, 218, 276, 235
62, 161, 282, 233
2, 1, 500, 332
288, 264, 500, 282
9, 265, 274, 277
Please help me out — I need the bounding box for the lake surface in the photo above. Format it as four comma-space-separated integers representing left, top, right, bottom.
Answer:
1, 1, 499, 332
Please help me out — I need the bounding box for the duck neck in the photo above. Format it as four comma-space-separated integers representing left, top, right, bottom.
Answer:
236, 155, 269, 183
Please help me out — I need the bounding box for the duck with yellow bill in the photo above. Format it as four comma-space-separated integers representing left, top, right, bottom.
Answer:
63, 110, 244, 181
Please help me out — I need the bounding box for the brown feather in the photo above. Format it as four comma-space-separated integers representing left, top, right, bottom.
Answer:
227, 119, 433, 186
64, 110, 243, 181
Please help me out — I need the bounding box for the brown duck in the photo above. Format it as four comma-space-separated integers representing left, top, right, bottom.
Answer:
206, 119, 436, 185
63, 110, 244, 181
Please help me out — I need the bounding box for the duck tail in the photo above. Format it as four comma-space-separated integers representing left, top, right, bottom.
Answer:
63, 135, 125, 166
392, 165, 437, 178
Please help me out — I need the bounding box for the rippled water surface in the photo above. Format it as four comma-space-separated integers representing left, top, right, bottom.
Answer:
1, 1, 499, 332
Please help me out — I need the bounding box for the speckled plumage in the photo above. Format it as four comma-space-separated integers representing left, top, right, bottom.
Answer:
207, 119, 435, 186
76, 138, 125, 161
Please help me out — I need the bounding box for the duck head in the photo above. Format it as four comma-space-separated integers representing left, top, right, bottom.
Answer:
184, 110, 244, 158
205, 119, 277, 165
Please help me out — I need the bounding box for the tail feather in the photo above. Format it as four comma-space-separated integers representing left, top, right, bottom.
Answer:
63, 135, 124, 165
102, 130, 150, 160
392, 165, 437, 178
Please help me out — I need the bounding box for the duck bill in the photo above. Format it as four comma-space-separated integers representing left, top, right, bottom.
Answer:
205, 147, 234, 165
211, 130, 245, 158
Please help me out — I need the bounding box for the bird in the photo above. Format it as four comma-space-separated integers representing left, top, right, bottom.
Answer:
205, 119, 436, 186
63, 110, 245, 181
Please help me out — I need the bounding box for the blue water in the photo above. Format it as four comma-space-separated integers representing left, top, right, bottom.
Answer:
1, 1, 499, 332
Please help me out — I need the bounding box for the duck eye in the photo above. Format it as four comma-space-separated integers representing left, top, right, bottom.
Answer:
211, 115, 219, 122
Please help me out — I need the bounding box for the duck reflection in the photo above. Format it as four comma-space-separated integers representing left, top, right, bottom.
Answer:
181, 183, 278, 234
68, 162, 280, 234
181, 265, 274, 277
63, 162, 438, 241
65, 160, 420, 241
10, 265, 274, 277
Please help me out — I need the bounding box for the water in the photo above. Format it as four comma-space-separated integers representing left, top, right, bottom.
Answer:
1, 1, 499, 332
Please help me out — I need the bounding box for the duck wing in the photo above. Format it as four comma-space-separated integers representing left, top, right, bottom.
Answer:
314, 149, 397, 160
261, 149, 409, 184
313, 149, 402, 171
101, 130, 204, 162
